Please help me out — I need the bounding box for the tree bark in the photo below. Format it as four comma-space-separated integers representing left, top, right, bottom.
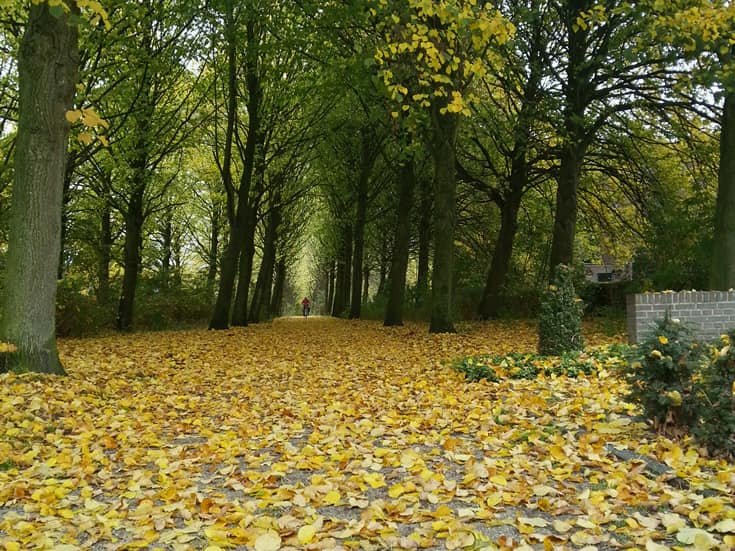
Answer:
548, 0, 592, 272
57, 158, 74, 280
384, 160, 415, 326
270, 258, 286, 317
209, 15, 262, 329
332, 224, 352, 317
349, 132, 377, 319
477, 188, 522, 319
97, 197, 112, 304
326, 261, 335, 314
231, 203, 258, 326
416, 177, 432, 306
711, 90, 735, 289
0, 2, 78, 374
117, 185, 145, 331
428, 105, 459, 333
207, 209, 220, 293
249, 197, 280, 322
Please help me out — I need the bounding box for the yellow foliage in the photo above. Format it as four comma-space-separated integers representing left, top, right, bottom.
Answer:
0, 319, 732, 548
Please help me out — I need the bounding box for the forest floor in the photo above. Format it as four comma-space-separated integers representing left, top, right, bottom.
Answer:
1, 318, 734, 550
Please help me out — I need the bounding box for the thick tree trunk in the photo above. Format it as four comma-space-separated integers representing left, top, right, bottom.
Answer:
97, 198, 112, 304
349, 134, 377, 319
0, 3, 78, 374
232, 204, 258, 326
270, 258, 286, 317
416, 178, 432, 306
477, 189, 522, 319
117, 187, 144, 331
332, 224, 352, 317
249, 199, 280, 322
711, 91, 735, 289
549, 0, 592, 272
209, 16, 262, 329
428, 106, 459, 333
384, 160, 415, 326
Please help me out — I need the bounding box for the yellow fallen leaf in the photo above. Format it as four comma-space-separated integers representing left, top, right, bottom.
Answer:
552, 519, 572, 533
490, 475, 507, 486
363, 472, 386, 489
713, 518, 735, 533
519, 517, 548, 528
297, 524, 317, 545
388, 483, 405, 498
323, 490, 341, 505
445, 530, 475, 549
485, 493, 502, 507
254, 531, 282, 551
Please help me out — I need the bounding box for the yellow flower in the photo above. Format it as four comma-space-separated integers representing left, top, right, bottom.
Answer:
658, 335, 669, 345
650, 350, 663, 359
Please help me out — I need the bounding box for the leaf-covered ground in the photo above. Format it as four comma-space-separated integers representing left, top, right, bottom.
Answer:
1, 318, 734, 550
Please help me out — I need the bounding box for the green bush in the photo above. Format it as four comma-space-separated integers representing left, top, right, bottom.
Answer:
625, 316, 704, 431
453, 346, 627, 383
56, 277, 115, 337
694, 332, 735, 457
538, 264, 584, 356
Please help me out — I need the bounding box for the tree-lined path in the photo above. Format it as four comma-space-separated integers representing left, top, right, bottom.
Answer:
1, 319, 733, 549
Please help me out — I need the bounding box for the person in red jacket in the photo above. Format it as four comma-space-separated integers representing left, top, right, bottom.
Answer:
301, 297, 311, 317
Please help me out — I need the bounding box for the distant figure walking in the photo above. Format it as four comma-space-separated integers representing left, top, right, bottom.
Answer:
301, 297, 311, 318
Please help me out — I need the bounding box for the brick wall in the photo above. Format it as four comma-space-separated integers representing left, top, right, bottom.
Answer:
626, 291, 735, 344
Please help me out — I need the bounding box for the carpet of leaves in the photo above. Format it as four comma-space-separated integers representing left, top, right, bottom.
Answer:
1, 318, 734, 551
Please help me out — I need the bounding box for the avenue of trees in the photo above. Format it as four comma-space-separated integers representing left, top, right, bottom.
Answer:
0, 0, 734, 373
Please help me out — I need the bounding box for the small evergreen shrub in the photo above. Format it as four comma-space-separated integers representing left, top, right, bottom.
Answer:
694, 332, 735, 457
625, 316, 704, 432
538, 264, 584, 356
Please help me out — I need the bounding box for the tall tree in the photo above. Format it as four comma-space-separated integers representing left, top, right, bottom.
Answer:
0, 1, 79, 373
374, 0, 514, 332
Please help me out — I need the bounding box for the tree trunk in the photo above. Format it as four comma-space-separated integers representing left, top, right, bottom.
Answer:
384, 160, 415, 326
57, 158, 74, 280
349, 133, 376, 319
326, 261, 335, 314
270, 258, 286, 317
416, 177, 432, 306
549, 0, 592, 272
97, 197, 112, 304
160, 218, 172, 289
232, 204, 258, 326
117, 187, 145, 331
207, 209, 220, 293
428, 105, 459, 333
477, 189, 522, 319
209, 16, 262, 329
0, 2, 78, 374
362, 267, 370, 304
249, 198, 280, 322
711, 91, 735, 289
332, 224, 352, 317
376, 236, 389, 297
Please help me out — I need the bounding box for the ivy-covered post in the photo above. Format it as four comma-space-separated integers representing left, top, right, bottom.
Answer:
538, 264, 584, 356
